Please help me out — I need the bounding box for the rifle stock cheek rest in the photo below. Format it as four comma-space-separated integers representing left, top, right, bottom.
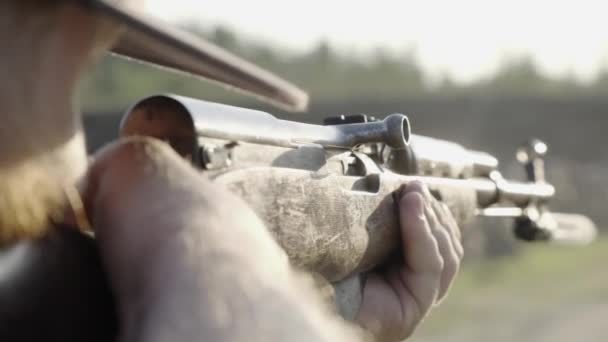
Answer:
212, 168, 480, 282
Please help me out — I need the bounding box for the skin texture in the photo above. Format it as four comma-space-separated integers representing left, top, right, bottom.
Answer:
356, 183, 463, 341
0, 0, 133, 242
0, 2, 94, 241
83, 137, 363, 342
0, 1, 463, 341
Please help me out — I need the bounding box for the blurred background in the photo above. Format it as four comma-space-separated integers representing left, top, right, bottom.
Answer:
80, 1, 608, 341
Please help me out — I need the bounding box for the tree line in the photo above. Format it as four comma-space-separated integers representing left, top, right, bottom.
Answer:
79, 25, 608, 112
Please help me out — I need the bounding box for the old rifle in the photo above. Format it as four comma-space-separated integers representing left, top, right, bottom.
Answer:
119, 94, 597, 318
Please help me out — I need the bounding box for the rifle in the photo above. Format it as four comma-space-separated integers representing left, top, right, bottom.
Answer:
119, 94, 597, 318
0, 93, 595, 341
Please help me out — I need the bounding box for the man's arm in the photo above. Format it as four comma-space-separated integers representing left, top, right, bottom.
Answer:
83, 137, 461, 341
85, 138, 365, 341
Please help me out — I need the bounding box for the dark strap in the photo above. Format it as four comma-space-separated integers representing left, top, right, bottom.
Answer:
0, 226, 117, 341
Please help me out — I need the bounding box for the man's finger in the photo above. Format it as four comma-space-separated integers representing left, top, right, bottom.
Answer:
83, 137, 291, 303
399, 191, 443, 274
429, 228, 459, 301
439, 202, 464, 259
402, 182, 460, 301
424, 203, 459, 301
398, 191, 443, 309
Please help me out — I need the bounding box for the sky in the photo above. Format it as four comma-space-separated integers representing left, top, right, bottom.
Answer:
146, 0, 608, 84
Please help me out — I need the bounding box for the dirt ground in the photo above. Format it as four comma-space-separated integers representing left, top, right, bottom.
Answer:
412, 239, 608, 342
414, 301, 607, 342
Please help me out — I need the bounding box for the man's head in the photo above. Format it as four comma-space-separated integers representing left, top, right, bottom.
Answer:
0, 0, 306, 243
0, 0, 139, 242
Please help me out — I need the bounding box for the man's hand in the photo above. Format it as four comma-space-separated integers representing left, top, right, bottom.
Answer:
81, 137, 462, 342
355, 182, 464, 341
82, 138, 362, 342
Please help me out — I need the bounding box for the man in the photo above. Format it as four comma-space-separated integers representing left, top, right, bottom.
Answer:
0, 1, 463, 341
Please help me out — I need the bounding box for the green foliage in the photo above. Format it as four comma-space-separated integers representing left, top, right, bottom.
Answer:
79, 25, 608, 112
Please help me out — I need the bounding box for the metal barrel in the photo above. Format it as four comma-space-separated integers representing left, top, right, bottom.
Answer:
409, 135, 499, 178
120, 94, 410, 150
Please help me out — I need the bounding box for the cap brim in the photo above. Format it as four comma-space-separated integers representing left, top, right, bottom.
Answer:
80, 0, 309, 112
